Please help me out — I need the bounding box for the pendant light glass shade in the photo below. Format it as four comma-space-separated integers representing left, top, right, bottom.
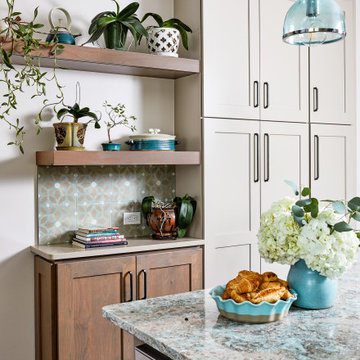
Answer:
283, 0, 346, 46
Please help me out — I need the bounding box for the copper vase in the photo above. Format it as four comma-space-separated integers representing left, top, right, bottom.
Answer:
147, 208, 177, 240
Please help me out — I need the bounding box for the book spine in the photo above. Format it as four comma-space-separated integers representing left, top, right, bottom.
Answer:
73, 238, 127, 245
78, 227, 119, 234
75, 235, 124, 242
76, 231, 120, 236
72, 240, 128, 249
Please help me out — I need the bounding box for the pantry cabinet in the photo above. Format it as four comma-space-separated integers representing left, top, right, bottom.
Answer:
309, 0, 355, 125
202, 0, 307, 122
34, 247, 203, 360
203, 119, 308, 286
310, 124, 356, 201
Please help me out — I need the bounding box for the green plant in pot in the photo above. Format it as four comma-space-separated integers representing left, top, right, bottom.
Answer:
142, 194, 196, 239
1, 0, 65, 153
55, 89, 100, 151
140, 13, 192, 57
85, 1, 148, 51
102, 101, 136, 151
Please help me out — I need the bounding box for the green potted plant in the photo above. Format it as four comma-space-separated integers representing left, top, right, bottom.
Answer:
1, 0, 65, 153
55, 88, 100, 151
140, 13, 192, 57
141, 194, 196, 239
102, 101, 136, 151
85, 1, 148, 51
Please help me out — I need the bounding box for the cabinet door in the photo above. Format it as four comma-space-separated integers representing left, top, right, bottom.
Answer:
259, 0, 308, 123
310, 124, 355, 202
57, 256, 136, 360
260, 122, 309, 279
309, 0, 355, 125
136, 248, 203, 300
202, 0, 259, 120
204, 118, 261, 287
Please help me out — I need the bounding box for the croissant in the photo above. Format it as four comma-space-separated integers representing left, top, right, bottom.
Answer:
250, 287, 287, 304
259, 281, 282, 290
262, 272, 278, 282
230, 291, 250, 303
233, 274, 262, 294
281, 288, 294, 301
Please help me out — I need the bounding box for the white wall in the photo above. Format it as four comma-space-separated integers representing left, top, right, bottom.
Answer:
357, 0, 360, 195
0, 1, 174, 359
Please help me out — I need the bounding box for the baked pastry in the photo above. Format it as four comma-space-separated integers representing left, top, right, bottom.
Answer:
222, 270, 293, 304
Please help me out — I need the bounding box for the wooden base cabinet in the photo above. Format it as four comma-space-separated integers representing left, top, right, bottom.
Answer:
34, 247, 203, 360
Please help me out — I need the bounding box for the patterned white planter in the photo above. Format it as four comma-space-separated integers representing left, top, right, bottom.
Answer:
146, 27, 180, 57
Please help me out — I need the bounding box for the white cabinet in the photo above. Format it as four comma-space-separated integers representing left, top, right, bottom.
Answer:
202, 0, 259, 120
204, 119, 308, 286
203, 118, 261, 287
259, 122, 309, 280
309, 0, 355, 125
259, 0, 308, 122
202, 0, 307, 122
310, 124, 355, 201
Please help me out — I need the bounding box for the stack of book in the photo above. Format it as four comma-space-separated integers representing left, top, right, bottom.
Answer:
72, 227, 128, 249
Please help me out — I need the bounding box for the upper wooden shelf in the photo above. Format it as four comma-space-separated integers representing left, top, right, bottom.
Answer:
36, 151, 201, 166
4, 40, 200, 79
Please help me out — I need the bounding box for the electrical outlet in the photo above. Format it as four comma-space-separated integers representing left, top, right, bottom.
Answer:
123, 212, 141, 225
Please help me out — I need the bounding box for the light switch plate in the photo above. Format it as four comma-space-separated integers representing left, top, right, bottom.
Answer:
123, 212, 141, 225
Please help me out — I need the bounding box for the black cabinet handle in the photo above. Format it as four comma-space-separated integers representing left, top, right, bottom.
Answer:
314, 135, 320, 180
139, 269, 147, 300
125, 271, 133, 302
253, 81, 259, 108
264, 82, 269, 109
264, 133, 270, 182
254, 133, 259, 183
313, 87, 319, 112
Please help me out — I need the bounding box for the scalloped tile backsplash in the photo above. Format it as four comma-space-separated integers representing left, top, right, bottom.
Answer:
37, 165, 176, 245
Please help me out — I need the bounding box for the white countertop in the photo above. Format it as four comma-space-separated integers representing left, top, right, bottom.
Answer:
30, 238, 205, 261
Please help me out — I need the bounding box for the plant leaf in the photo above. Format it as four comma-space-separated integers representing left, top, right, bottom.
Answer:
178, 199, 194, 229
301, 187, 311, 197
296, 199, 312, 207
334, 221, 353, 232
57, 108, 69, 120
1, 48, 14, 70
310, 198, 319, 218
292, 205, 304, 218
332, 201, 346, 214
173, 24, 189, 50
285, 180, 299, 196
351, 212, 360, 222
141, 196, 154, 221
348, 197, 360, 211
118, 2, 139, 20
141, 12, 163, 26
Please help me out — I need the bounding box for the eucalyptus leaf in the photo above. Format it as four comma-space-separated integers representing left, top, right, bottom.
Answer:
292, 205, 304, 218
332, 201, 346, 214
296, 199, 312, 207
310, 198, 319, 218
351, 212, 360, 222
334, 221, 353, 233
285, 180, 299, 196
348, 197, 360, 211
301, 187, 311, 197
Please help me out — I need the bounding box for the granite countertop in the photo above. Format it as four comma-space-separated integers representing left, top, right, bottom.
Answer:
103, 258, 360, 360
30, 237, 204, 261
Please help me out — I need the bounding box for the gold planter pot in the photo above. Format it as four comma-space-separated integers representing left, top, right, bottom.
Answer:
53, 122, 87, 151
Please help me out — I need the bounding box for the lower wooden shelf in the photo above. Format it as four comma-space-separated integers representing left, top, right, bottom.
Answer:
36, 151, 201, 166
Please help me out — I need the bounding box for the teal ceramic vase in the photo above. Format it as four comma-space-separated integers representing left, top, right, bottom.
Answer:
287, 259, 338, 309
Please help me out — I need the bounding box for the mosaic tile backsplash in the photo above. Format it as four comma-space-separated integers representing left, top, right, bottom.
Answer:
37, 165, 176, 245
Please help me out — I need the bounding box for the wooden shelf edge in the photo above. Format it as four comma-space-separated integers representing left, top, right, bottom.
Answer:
3, 40, 200, 79
36, 151, 201, 166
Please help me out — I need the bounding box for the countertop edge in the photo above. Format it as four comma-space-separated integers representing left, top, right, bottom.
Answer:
30, 238, 205, 261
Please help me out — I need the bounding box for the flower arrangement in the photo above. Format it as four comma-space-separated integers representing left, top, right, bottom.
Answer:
257, 181, 359, 279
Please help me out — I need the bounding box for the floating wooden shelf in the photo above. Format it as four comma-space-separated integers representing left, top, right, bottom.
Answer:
3, 40, 200, 79
36, 151, 201, 166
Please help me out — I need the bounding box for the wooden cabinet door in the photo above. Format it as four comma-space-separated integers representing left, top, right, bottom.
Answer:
259, 0, 308, 123
136, 248, 203, 300
56, 255, 136, 360
309, 0, 355, 125
203, 118, 261, 287
260, 121, 309, 279
310, 124, 355, 202
202, 0, 259, 120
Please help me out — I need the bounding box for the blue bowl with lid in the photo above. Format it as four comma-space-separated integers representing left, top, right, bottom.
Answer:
126, 129, 179, 151
210, 285, 297, 323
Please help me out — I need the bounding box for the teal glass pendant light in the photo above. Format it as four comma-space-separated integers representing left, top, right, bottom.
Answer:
283, 0, 346, 46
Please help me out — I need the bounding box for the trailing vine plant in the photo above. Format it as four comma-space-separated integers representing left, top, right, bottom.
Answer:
0, 0, 65, 153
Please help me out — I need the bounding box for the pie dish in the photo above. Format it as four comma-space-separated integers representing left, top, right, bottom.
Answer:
210, 285, 297, 323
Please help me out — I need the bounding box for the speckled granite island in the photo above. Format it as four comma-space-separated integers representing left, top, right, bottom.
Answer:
103, 257, 360, 360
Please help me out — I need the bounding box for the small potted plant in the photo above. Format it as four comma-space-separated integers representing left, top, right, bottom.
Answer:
142, 194, 196, 239
140, 13, 192, 57
101, 101, 136, 151
55, 93, 100, 151
85, 1, 148, 50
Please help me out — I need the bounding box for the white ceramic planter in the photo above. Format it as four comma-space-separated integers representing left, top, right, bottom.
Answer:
146, 27, 180, 57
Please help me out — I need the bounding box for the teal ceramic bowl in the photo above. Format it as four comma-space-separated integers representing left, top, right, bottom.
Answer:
102, 143, 121, 151
210, 285, 297, 323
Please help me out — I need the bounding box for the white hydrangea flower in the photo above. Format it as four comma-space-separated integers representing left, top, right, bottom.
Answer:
298, 209, 359, 279
257, 197, 301, 265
